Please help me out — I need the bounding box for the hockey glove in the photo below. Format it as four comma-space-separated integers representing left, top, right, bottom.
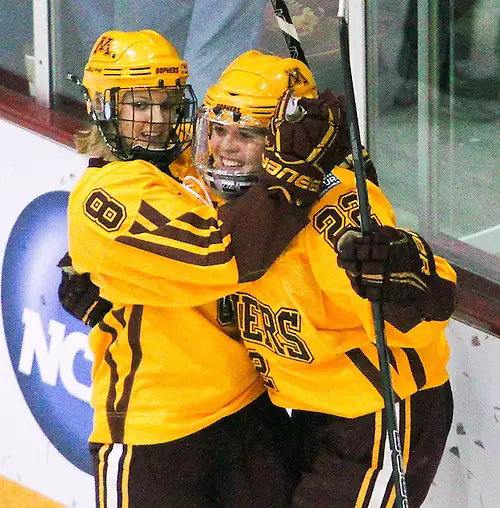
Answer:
57, 253, 112, 327
338, 149, 379, 186
261, 88, 350, 208
335, 226, 457, 330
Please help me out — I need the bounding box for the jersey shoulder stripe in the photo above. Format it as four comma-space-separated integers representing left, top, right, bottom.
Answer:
137, 200, 171, 227
175, 211, 220, 231
115, 197, 233, 264
148, 224, 227, 248
129, 200, 222, 246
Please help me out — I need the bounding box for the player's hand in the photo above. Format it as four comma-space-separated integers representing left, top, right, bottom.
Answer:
57, 253, 112, 327
261, 88, 350, 208
335, 226, 437, 303
338, 149, 379, 186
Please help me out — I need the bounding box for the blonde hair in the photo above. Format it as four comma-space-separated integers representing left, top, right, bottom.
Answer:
73, 124, 119, 161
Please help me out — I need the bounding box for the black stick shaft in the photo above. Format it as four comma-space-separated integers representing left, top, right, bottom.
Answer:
270, 0, 309, 67
337, 7, 409, 508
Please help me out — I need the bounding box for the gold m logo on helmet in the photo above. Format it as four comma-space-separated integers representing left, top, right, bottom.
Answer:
262, 155, 321, 193
285, 67, 309, 88
93, 36, 113, 56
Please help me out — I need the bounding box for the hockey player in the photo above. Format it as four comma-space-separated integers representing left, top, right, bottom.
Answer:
63, 32, 345, 508
178, 50, 457, 507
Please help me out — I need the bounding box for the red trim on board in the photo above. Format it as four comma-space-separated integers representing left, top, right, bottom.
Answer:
0, 85, 84, 146
453, 266, 500, 337
428, 235, 500, 337
1, 85, 499, 337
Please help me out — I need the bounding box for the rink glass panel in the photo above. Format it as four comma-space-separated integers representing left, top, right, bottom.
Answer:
366, 0, 500, 282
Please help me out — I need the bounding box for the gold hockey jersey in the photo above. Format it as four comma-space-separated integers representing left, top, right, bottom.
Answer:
231, 166, 456, 418
68, 158, 267, 444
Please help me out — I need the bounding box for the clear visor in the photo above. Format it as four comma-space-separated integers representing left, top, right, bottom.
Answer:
192, 105, 267, 200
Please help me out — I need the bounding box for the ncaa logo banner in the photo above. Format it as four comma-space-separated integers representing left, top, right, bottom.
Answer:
2, 191, 93, 475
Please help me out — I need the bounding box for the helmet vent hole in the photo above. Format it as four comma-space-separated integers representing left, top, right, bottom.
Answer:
130, 66, 152, 76
104, 68, 122, 76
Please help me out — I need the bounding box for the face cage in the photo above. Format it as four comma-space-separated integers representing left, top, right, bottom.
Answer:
192, 106, 266, 200
96, 84, 197, 167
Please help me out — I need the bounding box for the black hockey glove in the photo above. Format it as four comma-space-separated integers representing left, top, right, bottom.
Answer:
261, 88, 350, 208
57, 253, 112, 327
335, 226, 457, 331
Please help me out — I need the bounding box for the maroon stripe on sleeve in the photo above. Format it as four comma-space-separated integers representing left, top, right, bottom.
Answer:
173, 211, 219, 231
137, 201, 170, 228
115, 235, 232, 266
131, 201, 224, 248
145, 223, 227, 248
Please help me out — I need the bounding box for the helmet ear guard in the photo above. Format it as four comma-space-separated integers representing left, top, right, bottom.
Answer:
89, 91, 115, 122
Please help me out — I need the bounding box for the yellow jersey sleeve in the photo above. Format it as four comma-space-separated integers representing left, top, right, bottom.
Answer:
69, 159, 308, 307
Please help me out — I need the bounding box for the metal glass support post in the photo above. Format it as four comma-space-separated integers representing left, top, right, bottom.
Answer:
365, 0, 379, 157
347, 0, 367, 146
33, 0, 52, 108
417, 0, 440, 235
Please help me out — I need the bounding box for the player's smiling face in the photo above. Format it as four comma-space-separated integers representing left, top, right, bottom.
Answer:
118, 89, 176, 150
210, 123, 265, 174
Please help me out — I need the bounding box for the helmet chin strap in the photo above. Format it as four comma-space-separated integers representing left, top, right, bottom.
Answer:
129, 145, 181, 177
127, 123, 186, 176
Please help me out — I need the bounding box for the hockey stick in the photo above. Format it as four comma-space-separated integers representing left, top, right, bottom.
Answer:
337, 2, 409, 507
273, 1, 408, 504
270, 0, 309, 67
